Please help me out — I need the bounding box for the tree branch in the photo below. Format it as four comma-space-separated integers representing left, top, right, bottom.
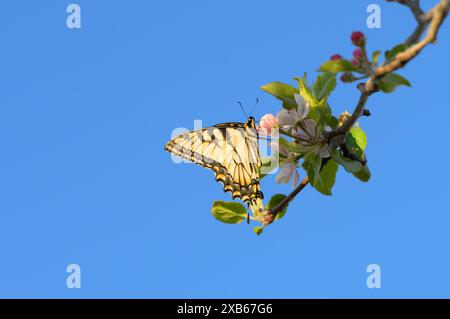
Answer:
268, 177, 310, 217
335, 0, 449, 137
367, 0, 449, 92
387, 0, 424, 21
267, 0, 450, 219
386, 0, 427, 47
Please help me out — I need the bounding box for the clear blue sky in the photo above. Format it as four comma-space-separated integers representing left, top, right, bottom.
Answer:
0, 0, 449, 298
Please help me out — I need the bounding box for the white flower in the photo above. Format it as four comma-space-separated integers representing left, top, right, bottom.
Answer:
292, 119, 317, 141
276, 93, 310, 130
276, 162, 294, 184
275, 162, 300, 187
294, 93, 310, 121
277, 109, 298, 129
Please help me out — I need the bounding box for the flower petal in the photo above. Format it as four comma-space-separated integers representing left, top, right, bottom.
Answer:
277, 109, 298, 128
257, 126, 270, 137
294, 93, 309, 120
275, 163, 294, 184
270, 141, 289, 157
293, 169, 300, 188
260, 113, 278, 134
303, 119, 317, 137
292, 127, 310, 141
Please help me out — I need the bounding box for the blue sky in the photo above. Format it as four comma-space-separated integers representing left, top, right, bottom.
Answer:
0, 0, 449, 298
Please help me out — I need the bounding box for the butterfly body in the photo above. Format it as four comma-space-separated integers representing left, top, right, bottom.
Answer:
164, 117, 263, 205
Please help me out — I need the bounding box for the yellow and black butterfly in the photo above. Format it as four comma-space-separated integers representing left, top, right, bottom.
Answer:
164, 117, 263, 205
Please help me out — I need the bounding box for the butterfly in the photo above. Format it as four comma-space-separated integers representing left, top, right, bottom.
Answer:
164, 117, 264, 205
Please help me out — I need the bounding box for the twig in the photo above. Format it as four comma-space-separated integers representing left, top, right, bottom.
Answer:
268, 177, 310, 216
268, 0, 450, 218
387, 0, 427, 45
333, 83, 374, 137
336, 0, 449, 136
367, 0, 450, 92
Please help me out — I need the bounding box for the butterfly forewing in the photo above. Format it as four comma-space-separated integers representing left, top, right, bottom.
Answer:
164, 118, 263, 204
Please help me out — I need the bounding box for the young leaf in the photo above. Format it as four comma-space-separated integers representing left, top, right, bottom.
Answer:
309, 98, 332, 125
345, 127, 367, 160
317, 159, 339, 195
327, 115, 340, 129
312, 73, 337, 100
318, 59, 358, 73
332, 150, 371, 182
267, 194, 288, 220
294, 75, 318, 106
378, 73, 411, 93
331, 150, 363, 174
253, 226, 264, 235
353, 165, 371, 182
372, 50, 381, 65
211, 201, 247, 224
385, 44, 406, 61
302, 153, 338, 195
260, 82, 298, 110
279, 136, 318, 154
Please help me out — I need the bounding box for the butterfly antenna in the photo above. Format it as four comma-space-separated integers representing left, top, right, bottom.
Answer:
249, 98, 259, 117
237, 101, 249, 119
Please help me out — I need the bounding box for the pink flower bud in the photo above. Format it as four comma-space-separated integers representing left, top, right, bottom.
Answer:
351, 58, 359, 66
351, 31, 365, 47
353, 48, 363, 60
263, 214, 274, 225
330, 54, 343, 61
259, 113, 278, 135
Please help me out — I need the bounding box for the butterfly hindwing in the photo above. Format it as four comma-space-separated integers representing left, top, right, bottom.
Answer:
164, 117, 263, 204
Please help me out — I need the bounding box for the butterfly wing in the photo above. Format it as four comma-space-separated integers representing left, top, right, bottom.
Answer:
164, 118, 263, 204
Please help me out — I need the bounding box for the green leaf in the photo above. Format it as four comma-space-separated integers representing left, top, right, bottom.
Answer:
279, 137, 299, 152
331, 150, 363, 174
372, 50, 381, 65
295, 73, 333, 124
279, 136, 318, 154
378, 73, 412, 93
294, 74, 318, 106
267, 194, 288, 220
312, 73, 337, 100
353, 165, 371, 182
327, 116, 340, 129
260, 82, 298, 110
211, 201, 247, 224
253, 226, 264, 236
302, 153, 338, 195
318, 59, 358, 73
332, 150, 371, 182
317, 159, 339, 195
309, 97, 332, 125
345, 127, 367, 160
385, 44, 406, 61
